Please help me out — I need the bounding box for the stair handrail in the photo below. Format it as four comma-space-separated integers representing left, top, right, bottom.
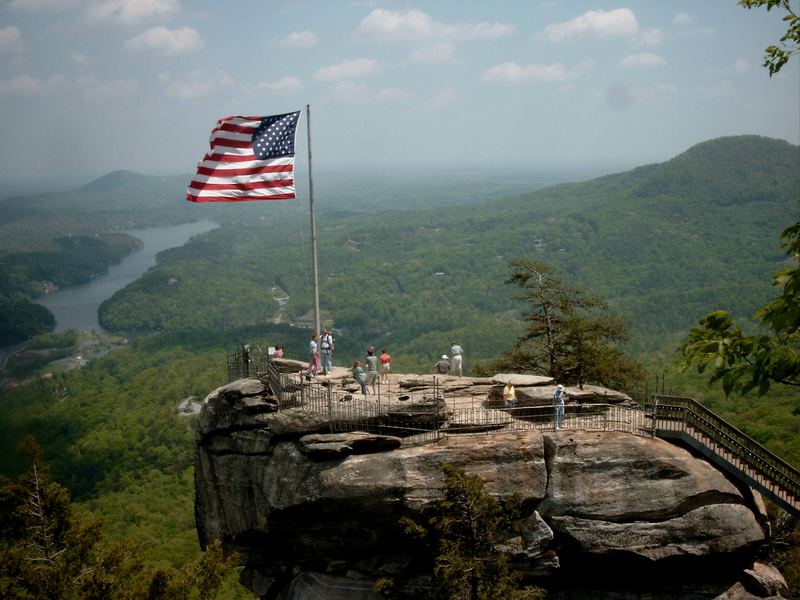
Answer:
652, 395, 800, 504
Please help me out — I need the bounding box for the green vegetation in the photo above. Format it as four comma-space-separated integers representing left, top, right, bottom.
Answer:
0, 233, 142, 344
0, 440, 241, 600
400, 464, 544, 600
490, 259, 644, 390
680, 220, 800, 397
740, 0, 800, 76
0, 135, 798, 597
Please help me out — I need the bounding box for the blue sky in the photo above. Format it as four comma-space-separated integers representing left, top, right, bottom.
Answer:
0, 0, 798, 183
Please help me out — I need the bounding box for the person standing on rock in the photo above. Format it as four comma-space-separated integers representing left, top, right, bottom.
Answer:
553, 384, 566, 429
434, 354, 451, 375
379, 347, 391, 385
450, 342, 464, 376
365, 346, 379, 394
308, 334, 319, 378
320, 329, 335, 375
351, 360, 367, 396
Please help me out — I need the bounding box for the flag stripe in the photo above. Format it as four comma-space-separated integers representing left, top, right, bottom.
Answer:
187, 111, 300, 203
188, 178, 294, 191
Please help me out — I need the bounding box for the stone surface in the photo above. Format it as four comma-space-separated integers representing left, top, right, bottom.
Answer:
492, 373, 554, 386
194, 377, 776, 600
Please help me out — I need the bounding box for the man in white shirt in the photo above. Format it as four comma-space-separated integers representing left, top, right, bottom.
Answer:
450, 342, 464, 376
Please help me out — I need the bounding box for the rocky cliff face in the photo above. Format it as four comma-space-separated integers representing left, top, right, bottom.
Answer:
195, 376, 787, 600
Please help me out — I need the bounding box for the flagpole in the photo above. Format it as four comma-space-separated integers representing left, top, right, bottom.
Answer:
306, 104, 321, 339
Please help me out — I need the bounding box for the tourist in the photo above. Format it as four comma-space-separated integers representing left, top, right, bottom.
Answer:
320, 329, 335, 375
450, 342, 464, 376
379, 347, 391, 385
553, 384, 566, 429
308, 334, 319, 377
273, 346, 284, 359
365, 346, 379, 394
351, 360, 367, 396
434, 354, 451, 375
503, 382, 517, 408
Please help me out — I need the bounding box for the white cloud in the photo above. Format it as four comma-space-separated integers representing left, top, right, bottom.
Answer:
0, 73, 64, 95
544, 8, 638, 42
83, 78, 139, 102
375, 87, 411, 101
734, 59, 750, 74
125, 26, 203, 54
332, 80, 369, 101
161, 70, 233, 99
8, 0, 79, 9
636, 27, 663, 46
427, 88, 457, 109
673, 12, 692, 26
71, 51, 89, 65
249, 76, 303, 93
0, 26, 22, 53
86, 0, 180, 24
619, 52, 666, 69
409, 42, 454, 64
279, 31, 317, 47
314, 58, 381, 81
482, 62, 570, 83
357, 8, 513, 41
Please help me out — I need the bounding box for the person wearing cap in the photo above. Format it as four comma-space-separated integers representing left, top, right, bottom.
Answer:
450, 342, 464, 376
434, 354, 451, 375
553, 384, 566, 429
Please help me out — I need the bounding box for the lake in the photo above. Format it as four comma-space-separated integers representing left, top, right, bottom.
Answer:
36, 220, 217, 333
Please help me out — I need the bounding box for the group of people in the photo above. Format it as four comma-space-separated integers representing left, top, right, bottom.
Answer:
433, 342, 465, 376
503, 382, 567, 429
307, 329, 336, 378
351, 347, 392, 396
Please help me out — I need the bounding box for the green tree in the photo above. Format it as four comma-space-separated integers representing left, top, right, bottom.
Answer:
494, 259, 644, 389
0, 439, 239, 600
679, 220, 800, 396
403, 464, 544, 600
740, 0, 800, 76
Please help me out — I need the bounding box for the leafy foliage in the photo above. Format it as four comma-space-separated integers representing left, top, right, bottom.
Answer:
680, 221, 800, 396
493, 259, 645, 389
740, 0, 800, 75
402, 464, 544, 600
0, 439, 240, 600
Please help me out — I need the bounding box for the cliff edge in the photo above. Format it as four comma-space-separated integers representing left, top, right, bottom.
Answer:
194, 375, 787, 599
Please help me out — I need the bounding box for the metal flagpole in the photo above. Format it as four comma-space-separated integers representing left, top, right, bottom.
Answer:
306, 104, 321, 338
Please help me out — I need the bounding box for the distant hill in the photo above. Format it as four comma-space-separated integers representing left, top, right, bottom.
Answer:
97, 135, 799, 362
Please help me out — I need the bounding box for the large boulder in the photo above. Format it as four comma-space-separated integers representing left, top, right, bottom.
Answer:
194, 380, 772, 599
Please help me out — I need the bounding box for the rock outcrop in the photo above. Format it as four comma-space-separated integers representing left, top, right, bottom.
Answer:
195, 376, 780, 599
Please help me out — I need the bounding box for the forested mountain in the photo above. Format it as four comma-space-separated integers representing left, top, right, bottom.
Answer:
1, 134, 798, 598
96, 135, 798, 367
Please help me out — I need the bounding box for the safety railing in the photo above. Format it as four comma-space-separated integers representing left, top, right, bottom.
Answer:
648, 395, 800, 516
233, 359, 800, 516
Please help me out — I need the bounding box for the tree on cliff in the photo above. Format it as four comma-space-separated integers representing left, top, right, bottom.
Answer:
680, 220, 800, 396
401, 464, 543, 600
493, 259, 644, 390
0, 438, 238, 600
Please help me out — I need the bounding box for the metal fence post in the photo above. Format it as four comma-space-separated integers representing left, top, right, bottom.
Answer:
651, 396, 659, 438
327, 384, 333, 433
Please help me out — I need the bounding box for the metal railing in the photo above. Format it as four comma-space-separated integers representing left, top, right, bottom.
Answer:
227, 344, 269, 382
229, 353, 800, 516
647, 395, 799, 516
264, 370, 651, 445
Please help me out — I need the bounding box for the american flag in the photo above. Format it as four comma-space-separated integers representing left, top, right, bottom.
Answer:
187, 110, 301, 202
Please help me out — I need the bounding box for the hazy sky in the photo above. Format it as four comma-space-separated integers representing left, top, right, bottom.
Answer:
0, 0, 798, 183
